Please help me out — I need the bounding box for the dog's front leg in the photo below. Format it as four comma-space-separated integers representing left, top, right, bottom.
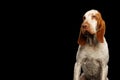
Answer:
73, 62, 82, 80
100, 65, 108, 80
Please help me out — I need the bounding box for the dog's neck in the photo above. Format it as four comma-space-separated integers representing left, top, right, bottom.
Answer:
85, 34, 98, 46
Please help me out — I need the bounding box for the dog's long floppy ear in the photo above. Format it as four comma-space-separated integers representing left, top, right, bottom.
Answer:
96, 15, 105, 43
77, 29, 86, 46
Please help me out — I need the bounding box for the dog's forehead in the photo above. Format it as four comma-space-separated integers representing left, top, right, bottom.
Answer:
84, 10, 99, 17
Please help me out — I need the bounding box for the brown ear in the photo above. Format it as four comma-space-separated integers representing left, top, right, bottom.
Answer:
97, 19, 105, 43
77, 31, 86, 46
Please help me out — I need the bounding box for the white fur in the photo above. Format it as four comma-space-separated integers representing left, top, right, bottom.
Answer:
83, 9, 98, 34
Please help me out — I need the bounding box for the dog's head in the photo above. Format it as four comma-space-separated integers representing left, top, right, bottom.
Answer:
78, 9, 105, 46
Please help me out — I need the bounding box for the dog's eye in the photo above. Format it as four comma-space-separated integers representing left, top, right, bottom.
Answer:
92, 15, 97, 19
92, 15, 96, 18
83, 16, 86, 20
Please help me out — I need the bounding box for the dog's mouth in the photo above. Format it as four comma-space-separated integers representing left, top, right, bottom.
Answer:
83, 31, 94, 38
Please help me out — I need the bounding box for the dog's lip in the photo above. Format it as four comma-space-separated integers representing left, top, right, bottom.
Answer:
84, 31, 90, 35
84, 31, 92, 35
83, 31, 95, 38
84, 30, 95, 35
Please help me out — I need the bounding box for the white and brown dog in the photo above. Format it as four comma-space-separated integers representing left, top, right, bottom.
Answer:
73, 9, 109, 80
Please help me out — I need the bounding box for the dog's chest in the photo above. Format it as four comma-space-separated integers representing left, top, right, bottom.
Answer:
82, 58, 101, 77
78, 44, 106, 60
80, 46, 103, 78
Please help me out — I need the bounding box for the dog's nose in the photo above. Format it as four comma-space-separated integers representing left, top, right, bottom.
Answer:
82, 24, 88, 29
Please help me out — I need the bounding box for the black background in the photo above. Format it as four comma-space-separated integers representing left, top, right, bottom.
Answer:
41, 1, 118, 80
8, 0, 119, 80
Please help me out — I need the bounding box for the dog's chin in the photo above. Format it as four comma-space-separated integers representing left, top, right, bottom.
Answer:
83, 31, 95, 38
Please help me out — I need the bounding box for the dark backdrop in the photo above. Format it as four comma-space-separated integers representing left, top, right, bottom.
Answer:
12, 0, 119, 80
43, 1, 119, 80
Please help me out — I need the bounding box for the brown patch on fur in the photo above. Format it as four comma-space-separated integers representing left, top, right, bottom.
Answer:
77, 29, 86, 46
96, 13, 105, 43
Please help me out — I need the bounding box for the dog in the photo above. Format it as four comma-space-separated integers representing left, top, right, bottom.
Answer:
73, 9, 109, 80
